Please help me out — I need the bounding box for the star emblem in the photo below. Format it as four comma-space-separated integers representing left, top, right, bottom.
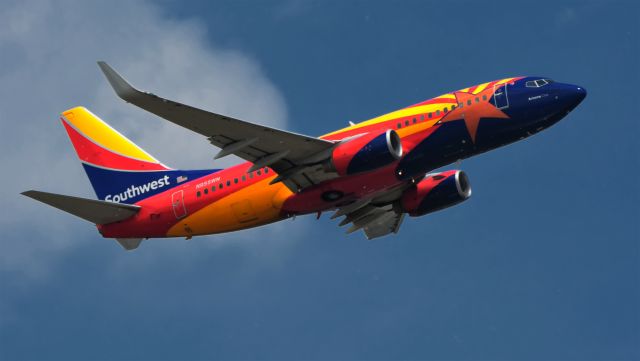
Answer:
439, 86, 510, 143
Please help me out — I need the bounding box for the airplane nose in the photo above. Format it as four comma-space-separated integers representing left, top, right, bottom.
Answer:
574, 85, 587, 104
554, 83, 587, 111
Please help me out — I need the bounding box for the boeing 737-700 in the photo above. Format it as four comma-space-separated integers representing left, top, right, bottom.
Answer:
23, 62, 586, 250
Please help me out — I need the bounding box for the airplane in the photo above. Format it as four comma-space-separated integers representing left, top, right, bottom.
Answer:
22, 62, 586, 250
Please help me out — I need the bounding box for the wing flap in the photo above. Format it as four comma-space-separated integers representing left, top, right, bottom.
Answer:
332, 183, 411, 240
334, 202, 406, 240
363, 212, 405, 240
22, 190, 140, 225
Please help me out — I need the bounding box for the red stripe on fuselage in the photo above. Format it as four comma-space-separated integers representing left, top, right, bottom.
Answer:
98, 162, 277, 238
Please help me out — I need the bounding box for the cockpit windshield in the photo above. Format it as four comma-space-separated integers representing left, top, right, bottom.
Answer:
525, 78, 554, 88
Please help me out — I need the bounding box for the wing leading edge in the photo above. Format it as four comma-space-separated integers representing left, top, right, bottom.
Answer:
97, 61, 338, 192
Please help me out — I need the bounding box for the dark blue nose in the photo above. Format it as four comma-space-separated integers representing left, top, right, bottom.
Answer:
554, 83, 587, 112
573, 85, 587, 105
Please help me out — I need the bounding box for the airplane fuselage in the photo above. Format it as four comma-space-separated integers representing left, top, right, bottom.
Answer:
97, 76, 586, 239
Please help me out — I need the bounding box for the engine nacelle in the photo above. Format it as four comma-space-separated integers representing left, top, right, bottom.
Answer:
401, 170, 472, 216
327, 129, 403, 176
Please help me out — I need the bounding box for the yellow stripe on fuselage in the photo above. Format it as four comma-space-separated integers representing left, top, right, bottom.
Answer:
324, 100, 456, 138
62, 106, 160, 163
473, 77, 518, 94
494, 77, 517, 86
395, 118, 441, 138
473, 81, 491, 93
324, 77, 517, 138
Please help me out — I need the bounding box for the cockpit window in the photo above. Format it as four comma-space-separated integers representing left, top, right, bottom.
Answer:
526, 78, 554, 88
535, 79, 548, 87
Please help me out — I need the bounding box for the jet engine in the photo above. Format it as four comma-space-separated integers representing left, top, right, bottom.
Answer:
401, 170, 472, 216
327, 129, 403, 176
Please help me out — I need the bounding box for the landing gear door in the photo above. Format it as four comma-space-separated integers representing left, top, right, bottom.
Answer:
493, 83, 509, 109
171, 190, 187, 219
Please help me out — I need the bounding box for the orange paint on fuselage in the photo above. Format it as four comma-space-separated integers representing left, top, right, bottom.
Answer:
167, 175, 292, 237
103, 77, 521, 238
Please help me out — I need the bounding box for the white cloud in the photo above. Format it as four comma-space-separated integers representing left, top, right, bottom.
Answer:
0, 0, 293, 279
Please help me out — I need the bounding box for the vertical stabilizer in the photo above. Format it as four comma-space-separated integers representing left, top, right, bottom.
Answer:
61, 107, 219, 204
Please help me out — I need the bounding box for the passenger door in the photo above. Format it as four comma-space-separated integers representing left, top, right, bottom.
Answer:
171, 190, 187, 219
493, 83, 510, 109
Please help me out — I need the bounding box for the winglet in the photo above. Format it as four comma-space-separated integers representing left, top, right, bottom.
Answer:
97, 61, 140, 101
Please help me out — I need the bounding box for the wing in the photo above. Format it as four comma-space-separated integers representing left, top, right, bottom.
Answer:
97, 61, 338, 191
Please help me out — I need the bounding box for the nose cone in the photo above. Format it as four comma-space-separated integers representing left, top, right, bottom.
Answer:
573, 85, 587, 105
554, 83, 587, 112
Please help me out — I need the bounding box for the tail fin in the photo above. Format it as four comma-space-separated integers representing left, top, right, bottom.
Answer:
61, 106, 171, 171
61, 107, 217, 204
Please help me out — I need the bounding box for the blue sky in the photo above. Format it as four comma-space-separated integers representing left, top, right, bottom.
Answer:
1, 1, 638, 360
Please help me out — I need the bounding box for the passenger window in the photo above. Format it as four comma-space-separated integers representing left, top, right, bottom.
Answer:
413, 118, 417, 124
234, 178, 238, 184
436, 110, 440, 116
467, 100, 472, 106
226, 180, 231, 186
405, 120, 409, 126
257, 170, 262, 176
264, 168, 269, 173
249, 172, 254, 179
458, 103, 463, 108
482, 95, 487, 101
428, 113, 432, 119
219, 184, 223, 189
444, 107, 448, 113
475, 97, 480, 103
196, 191, 201, 197
211, 186, 215, 192
451, 105, 456, 110
397, 123, 401, 129
242, 175, 246, 181
204, 188, 208, 195
420, 114, 424, 121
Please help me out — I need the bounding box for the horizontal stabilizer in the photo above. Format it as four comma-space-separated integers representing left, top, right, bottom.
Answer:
22, 190, 140, 224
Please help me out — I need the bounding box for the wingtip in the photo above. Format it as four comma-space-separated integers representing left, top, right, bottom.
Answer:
96, 61, 112, 76
96, 61, 139, 101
